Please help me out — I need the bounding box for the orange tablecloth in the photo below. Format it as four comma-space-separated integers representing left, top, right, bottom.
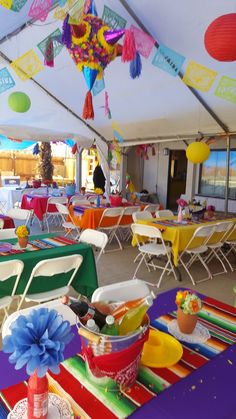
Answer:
69, 204, 144, 230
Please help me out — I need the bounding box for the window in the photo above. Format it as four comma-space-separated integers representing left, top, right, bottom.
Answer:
199, 150, 236, 199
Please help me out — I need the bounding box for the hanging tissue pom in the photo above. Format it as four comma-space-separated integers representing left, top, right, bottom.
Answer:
122, 29, 136, 62
83, 91, 94, 120
33, 143, 40, 155
3, 308, 74, 377
129, 51, 142, 79
44, 38, 54, 67
72, 143, 78, 154
62, 14, 72, 49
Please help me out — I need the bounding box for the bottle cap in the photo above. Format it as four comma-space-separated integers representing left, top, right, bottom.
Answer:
106, 315, 115, 325
87, 319, 96, 328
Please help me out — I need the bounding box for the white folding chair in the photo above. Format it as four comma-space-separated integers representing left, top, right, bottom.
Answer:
0, 260, 24, 328
97, 207, 124, 251
44, 196, 68, 232
17, 254, 83, 310
56, 203, 80, 239
0, 219, 4, 229
144, 204, 160, 213
132, 211, 152, 222
0, 228, 16, 239
178, 225, 216, 285
156, 210, 174, 218
205, 221, 234, 275
79, 229, 108, 263
118, 206, 141, 241
91, 279, 151, 303
6, 208, 32, 226
131, 223, 178, 288
69, 196, 89, 206
2, 298, 76, 338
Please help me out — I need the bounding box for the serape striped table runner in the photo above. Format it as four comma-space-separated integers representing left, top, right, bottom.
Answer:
0, 297, 235, 418
0, 236, 78, 256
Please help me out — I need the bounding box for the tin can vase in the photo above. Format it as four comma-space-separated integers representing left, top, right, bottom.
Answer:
177, 307, 198, 334
18, 236, 28, 249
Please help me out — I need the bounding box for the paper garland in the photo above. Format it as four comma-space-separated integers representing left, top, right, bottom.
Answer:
102, 5, 127, 29
130, 25, 155, 59
215, 76, 236, 104
37, 29, 63, 60
11, 50, 44, 81
183, 60, 217, 92
0, 0, 26, 11
28, 0, 52, 22
152, 43, 185, 77
0, 67, 15, 94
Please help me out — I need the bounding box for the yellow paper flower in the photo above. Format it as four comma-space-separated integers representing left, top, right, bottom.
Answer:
15, 225, 30, 238
94, 188, 104, 195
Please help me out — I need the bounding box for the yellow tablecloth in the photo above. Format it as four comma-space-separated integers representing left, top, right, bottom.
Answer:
132, 216, 236, 266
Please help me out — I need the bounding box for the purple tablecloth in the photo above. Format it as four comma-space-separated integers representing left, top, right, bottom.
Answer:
1, 288, 235, 419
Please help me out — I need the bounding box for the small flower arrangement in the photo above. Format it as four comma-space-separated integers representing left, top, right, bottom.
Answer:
43, 179, 52, 186
94, 187, 104, 195
3, 307, 73, 377
176, 290, 202, 315
176, 198, 188, 208
207, 205, 215, 212
15, 225, 30, 238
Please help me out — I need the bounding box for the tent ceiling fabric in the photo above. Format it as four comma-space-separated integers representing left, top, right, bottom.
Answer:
0, 0, 235, 145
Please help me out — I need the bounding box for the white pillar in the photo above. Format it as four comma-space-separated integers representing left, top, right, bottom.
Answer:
75, 149, 82, 192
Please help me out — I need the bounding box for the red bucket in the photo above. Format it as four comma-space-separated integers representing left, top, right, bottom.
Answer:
110, 195, 123, 207
78, 317, 149, 391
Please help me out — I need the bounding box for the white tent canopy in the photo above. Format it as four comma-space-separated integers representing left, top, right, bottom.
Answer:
0, 0, 236, 146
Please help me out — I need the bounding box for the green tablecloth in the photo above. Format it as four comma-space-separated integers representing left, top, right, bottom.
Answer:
0, 234, 98, 300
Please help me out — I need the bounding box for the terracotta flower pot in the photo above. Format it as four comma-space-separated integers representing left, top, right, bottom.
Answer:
18, 236, 28, 249
177, 307, 198, 334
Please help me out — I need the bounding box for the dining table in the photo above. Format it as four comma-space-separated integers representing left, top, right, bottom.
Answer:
133, 215, 236, 266
69, 202, 144, 230
0, 287, 235, 418
0, 233, 98, 299
21, 194, 59, 221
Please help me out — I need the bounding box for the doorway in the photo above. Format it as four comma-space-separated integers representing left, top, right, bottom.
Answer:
167, 150, 187, 209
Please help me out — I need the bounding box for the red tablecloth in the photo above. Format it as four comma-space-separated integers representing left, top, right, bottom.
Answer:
21, 195, 58, 221
0, 214, 15, 229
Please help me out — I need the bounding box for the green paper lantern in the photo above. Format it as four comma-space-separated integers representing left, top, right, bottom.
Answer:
8, 91, 31, 113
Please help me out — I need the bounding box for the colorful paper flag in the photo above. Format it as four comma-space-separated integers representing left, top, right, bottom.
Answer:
0, 0, 12, 9
37, 29, 63, 60
28, 0, 52, 22
53, 7, 66, 20
130, 25, 155, 59
183, 60, 217, 92
102, 5, 127, 29
215, 76, 236, 104
10, 0, 27, 12
112, 121, 124, 143
92, 78, 105, 96
0, 67, 15, 94
11, 50, 44, 81
68, 0, 84, 24
152, 44, 185, 77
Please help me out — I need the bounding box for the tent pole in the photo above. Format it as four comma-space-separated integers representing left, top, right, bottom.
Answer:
0, 50, 109, 146
224, 135, 230, 215
119, 0, 229, 134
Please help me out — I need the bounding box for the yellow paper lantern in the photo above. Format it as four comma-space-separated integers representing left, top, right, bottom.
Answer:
186, 142, 210, 164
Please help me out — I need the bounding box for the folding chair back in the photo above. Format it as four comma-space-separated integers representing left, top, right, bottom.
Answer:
144, 204, 160, 213
0, 228, 16, 239
0, 260, 24, 324
7, 208, 31, 225
91, 279, 151, 303
17, 254, 83, 309
0, 219, 4, 229
226, 223, 236, 242
214, 221, 234, 234
56, 202, 69, 217
70, 196, 89, 206
131, 223, 165, 248
132, 211, 152, 222
79, 229, 108, 262
98, 207, 123, 228
46, 196, 68, 212
156, 210, 174, 218
122, 206, 141, 217
185, 224, 216, 251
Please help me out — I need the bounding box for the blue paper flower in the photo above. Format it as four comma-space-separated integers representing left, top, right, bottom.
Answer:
3, 308, 74, 377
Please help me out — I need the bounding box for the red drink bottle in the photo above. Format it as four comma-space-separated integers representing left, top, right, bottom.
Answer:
27, 371, 48, 419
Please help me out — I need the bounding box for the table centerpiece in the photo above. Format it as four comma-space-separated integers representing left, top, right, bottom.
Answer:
15, 225, 30, 249
175, 290, 202, 334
